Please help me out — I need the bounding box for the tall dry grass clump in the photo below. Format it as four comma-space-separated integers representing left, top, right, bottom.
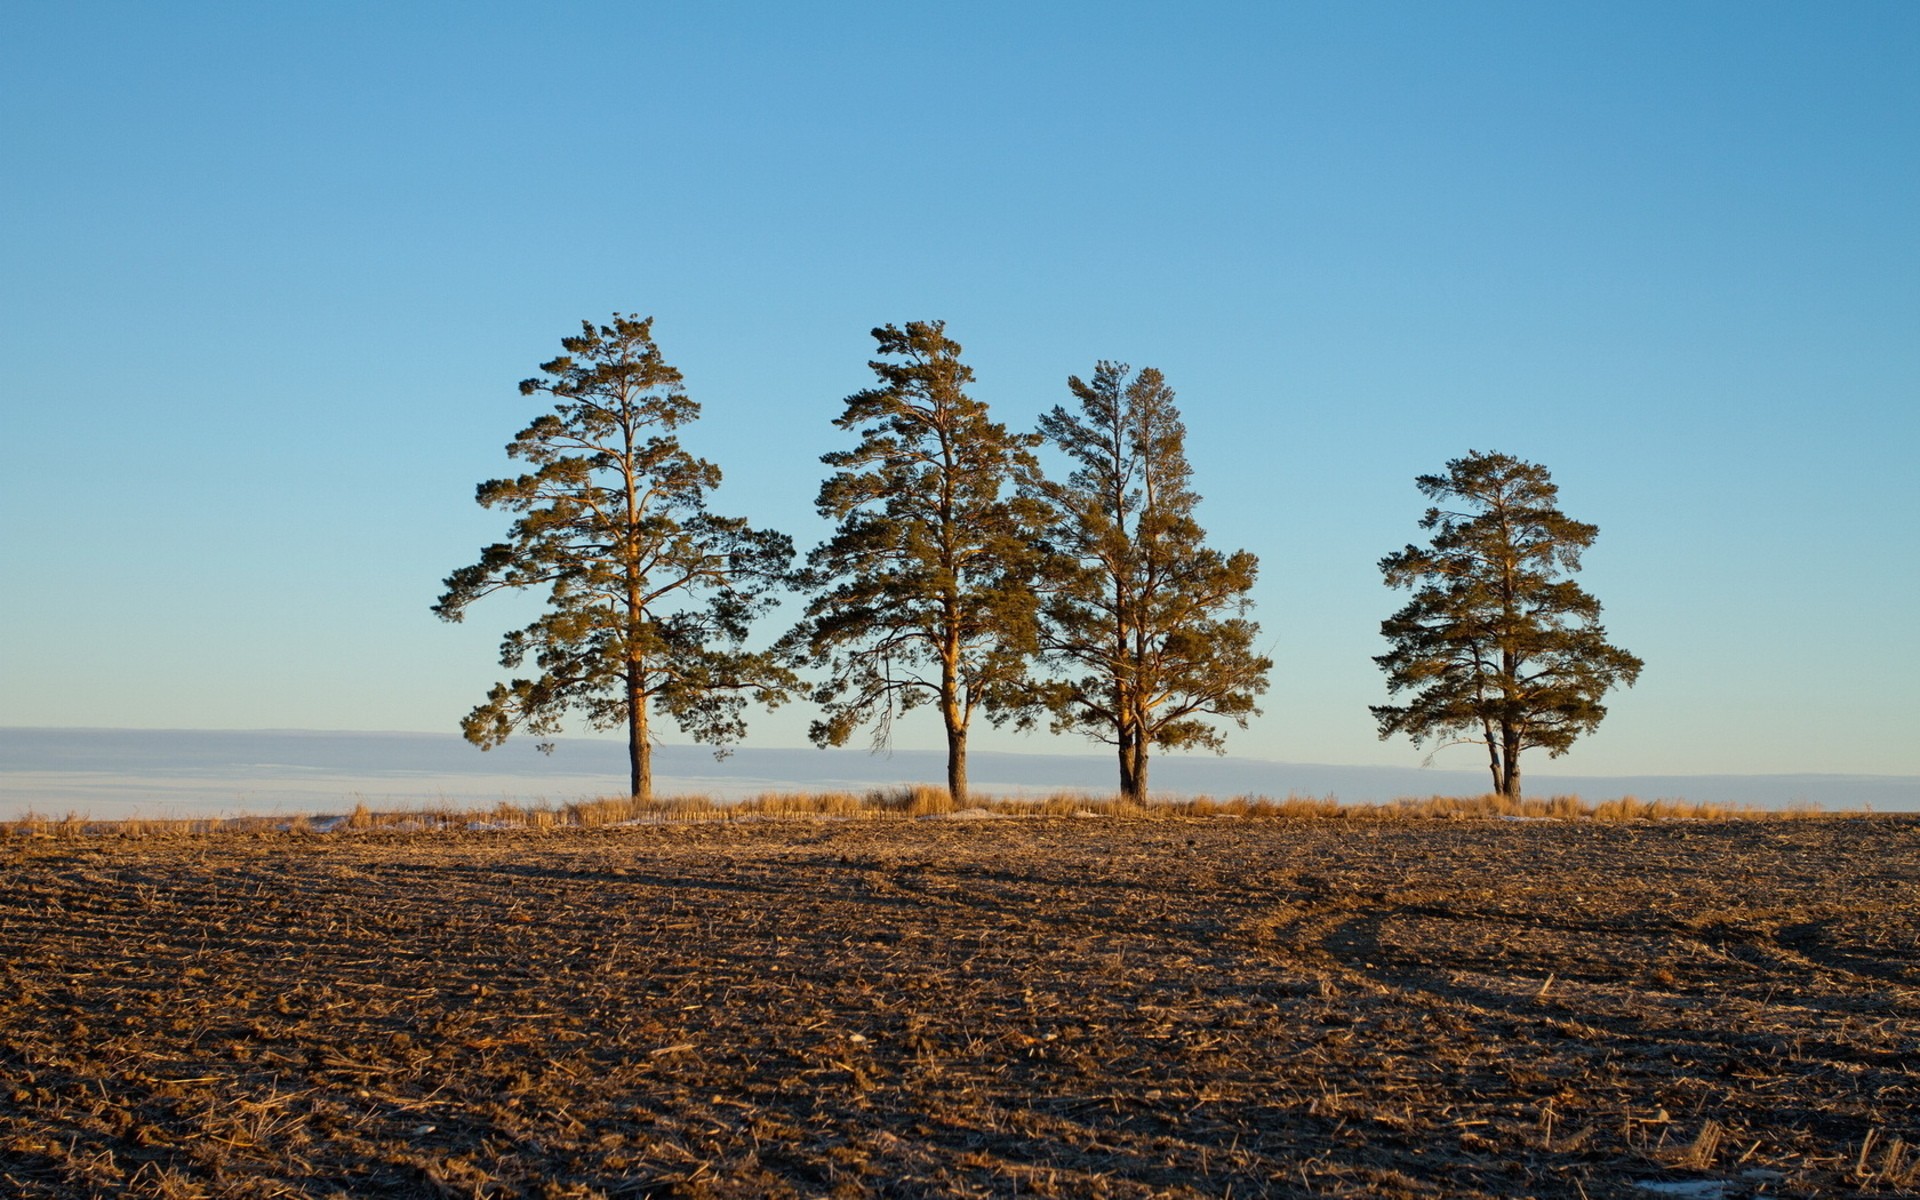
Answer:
736, 785, 956, 819
1376, 792, 1755, 821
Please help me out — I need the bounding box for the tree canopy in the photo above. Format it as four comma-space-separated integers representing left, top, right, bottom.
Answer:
433, 315, 793, 801
1027, 362, 1271, 802
1372, 450, 1643, 798
783, 321, 1046, 805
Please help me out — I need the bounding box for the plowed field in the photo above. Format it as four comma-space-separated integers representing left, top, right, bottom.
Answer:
2, 816, 1916, 1198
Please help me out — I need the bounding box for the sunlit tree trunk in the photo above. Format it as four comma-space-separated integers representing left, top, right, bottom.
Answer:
1483, 715, 1504, 797
1127, 734, 1150, 804
1116, 736, 1138, 803
628, 666, 651, 802
945, 721, 967, 808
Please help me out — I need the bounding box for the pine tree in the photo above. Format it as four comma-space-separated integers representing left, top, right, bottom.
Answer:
434, 315, 793, 801
1028, 362, 1271, 803
1373, 450, 1643, 799
784, 321, 1045, 806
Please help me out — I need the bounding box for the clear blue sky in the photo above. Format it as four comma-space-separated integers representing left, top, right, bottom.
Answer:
3, 2, 1915, 778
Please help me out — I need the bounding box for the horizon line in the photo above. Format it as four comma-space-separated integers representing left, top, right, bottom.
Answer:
4, 726, 1914, 783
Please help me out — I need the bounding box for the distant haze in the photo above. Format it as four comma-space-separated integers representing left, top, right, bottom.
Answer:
2, 729, 1912, 821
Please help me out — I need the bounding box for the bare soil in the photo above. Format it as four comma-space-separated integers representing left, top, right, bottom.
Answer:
1, 815, 1915, 1198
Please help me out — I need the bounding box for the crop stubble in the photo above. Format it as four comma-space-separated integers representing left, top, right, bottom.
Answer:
1, 816, 1915, 1198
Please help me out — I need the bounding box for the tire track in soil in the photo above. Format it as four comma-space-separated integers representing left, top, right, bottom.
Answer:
1291, 875, 1917, 1196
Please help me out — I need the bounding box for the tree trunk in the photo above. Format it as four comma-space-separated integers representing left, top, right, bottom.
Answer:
1116, 703, 1142, 804
1502, 728, 1522, 802
945, 719, 968, 808
939, 591, 967, 807
1496, 639, 1522, 801
1483, 719, 1505, 798
1113, 580, 1138, 804
628, 671, 651, 803
1130, 739, 1150, 806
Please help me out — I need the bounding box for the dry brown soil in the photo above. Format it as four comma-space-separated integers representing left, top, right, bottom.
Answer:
2, 816, 1916, 1198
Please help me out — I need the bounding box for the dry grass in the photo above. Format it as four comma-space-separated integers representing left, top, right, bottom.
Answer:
2, 787, 1863, 844
0, 815, 1914, 1197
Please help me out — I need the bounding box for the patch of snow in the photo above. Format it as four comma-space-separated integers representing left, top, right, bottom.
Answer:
1634, 1181, 1733, 1198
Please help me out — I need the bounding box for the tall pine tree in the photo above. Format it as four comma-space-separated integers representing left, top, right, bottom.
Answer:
434, 315, 793, 801
1373, 450, 1643, 799
784, 321, 1045, 805
1028, 362, 1271, 802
